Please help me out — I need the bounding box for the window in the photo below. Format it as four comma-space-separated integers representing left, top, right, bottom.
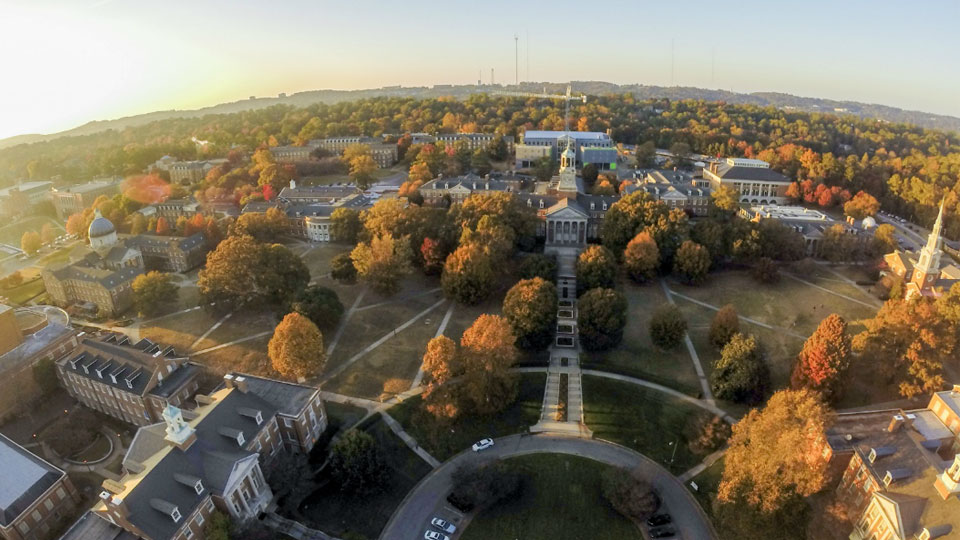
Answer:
171, 508, 181, 522
194, 480, 204, 495
195, 513, 204, 526
183, 526, 194, 539
283, 418, 293, 428
18, 521, 29, 534
44, 499, 54, 511
56, 487, 66, 500
31, 510, 41, 522
205, 500, 214, 513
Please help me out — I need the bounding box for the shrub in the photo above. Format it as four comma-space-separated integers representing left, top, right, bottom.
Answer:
649, 304, 687, 350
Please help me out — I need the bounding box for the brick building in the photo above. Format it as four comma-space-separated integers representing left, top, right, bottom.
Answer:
125, 233, 209, 273
221, 373, 327, 453
49, 179, 122, 220
0, 434, 80, 540
56, 333, 201, 427
702, 158, 792, 205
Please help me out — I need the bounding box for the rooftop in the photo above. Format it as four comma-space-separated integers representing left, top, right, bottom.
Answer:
0, 180, 53, 198
0, 433, 65, 527
522, 130, 611, 141
51, 178, 121, 194
710, 163, 791, 183
0, 306, 72, 376
222, 373, 318, 416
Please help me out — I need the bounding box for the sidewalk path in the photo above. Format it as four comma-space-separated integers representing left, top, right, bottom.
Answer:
666, 288, 806, 339
320, 298, 446, 384
660, 279, 716, 404
381, 412, 441, 468
188, 311, 232, 351
781, 272, 879, 310
191, 331, 272, 356
380, 433, 718, 540
354, 287, 442, 313
581, 369, 736, 423
325, 289, 367, 357
678, 448, 726, 482
410, 302, 456, 390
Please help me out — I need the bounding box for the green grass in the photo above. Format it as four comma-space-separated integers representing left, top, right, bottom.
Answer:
688, 457, 724, 520
460, 454, 642, 540
581, 280, 701, 394
582, 375, 716, 474
298, 416, 432, 539
0, 278, 45, 305
0, 216, 62, 246
389, 372, 546, 461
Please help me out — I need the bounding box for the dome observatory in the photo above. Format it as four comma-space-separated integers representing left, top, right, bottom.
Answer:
861, 216, 877, 229
88, 209, 118, 248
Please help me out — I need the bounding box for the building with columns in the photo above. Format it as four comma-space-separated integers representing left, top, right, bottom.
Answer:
89, 379, 289, 540
702, 158, 792, 204
884, 200, 960, 299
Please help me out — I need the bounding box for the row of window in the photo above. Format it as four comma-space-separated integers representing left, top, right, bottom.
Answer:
16, 485, 70, 534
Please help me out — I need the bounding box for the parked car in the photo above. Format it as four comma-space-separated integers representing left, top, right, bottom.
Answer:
424, 531, 449, 540
647, 514, 672, 527
472, 438, 494, 452
431, 518, 456, 534
114, 319, 134, 327
650, 526, 676, 538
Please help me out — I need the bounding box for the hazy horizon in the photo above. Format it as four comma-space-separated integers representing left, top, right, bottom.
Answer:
2, 0, 958, 140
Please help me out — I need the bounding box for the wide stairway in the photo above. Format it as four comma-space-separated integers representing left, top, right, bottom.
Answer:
531, 250, 592, 437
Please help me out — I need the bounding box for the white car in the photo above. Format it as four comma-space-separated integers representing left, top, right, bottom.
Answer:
424, 531, 449, 540
471, 438, 494, 452
431, 517, 456, 534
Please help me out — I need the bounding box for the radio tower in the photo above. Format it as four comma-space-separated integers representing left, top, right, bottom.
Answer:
514, 34, 519, 85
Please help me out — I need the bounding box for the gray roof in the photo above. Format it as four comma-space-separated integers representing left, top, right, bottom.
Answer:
88, 215, 116, 238
0, 314, 72, 377
278, 185, 361, 201
0, 433, 64, 527
47, 256, 143, 289
522, 130, 610, 141
60, 334, 187, 397
122, 389, 278, 540
222, 372, 318, 416
59, 511, 139, 540
126, 232, 207, 252
712, 163, 791, 183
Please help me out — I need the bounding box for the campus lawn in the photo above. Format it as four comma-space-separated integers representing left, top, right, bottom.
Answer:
0, 277, 45, 305
688, 457, 724, 520
389, 372, 546, 461
667, 270, 876, 339
0, 215, 62, 246
299, 243, 352, 276
460, 454, 642, 540
324, 308, 442, 399
582, 375, 716, 474
580, 280, 701, 395
140, 308, 220, 352
298, 416, 432, 540
193, 335, 275, 378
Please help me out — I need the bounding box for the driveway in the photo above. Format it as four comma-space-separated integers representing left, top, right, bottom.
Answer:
380, 433, 717, 540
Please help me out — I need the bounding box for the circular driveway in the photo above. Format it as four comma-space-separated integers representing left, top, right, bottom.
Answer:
380, 433, 717, 540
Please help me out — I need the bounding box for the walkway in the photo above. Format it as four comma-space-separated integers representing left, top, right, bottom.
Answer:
660, 279, 716, 404
190, 331, 272, 356
410, 301, 456, 390
325, 289, 367, 357
581, 369, 736, 423
380, 433, 718, 540
188, 311, 232, 351
319, 298, 446, 384
665, 287, 806, 340
781, 272, 880, 310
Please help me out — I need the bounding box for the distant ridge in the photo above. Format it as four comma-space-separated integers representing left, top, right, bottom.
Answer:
3, 81, 958, 149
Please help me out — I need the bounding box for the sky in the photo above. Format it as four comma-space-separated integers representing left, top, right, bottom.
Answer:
1, 0, 958, 140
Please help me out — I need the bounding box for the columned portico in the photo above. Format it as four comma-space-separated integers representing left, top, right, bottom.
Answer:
544, 199, 589, 253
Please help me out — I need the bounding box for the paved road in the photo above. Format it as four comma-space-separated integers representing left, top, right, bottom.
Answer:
380, 433, 717, 540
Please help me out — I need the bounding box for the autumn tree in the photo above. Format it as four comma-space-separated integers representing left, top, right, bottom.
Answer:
343, 144, 377, 188
688, 416, 732, 456
40, 223, 56, 244
65, 213, 86, 237
853, 296, 955, 398
870, 223, 898, 257
155, 216, 171, 235
601, 192, 689, 264
710, 185, 740, 219
129, 213, 147, 235
459, 315, 518, 415
533, 156, 555, 182
751, 256, 780, 283
441, 243, 495, 305
820, 224, 859, 262
268, 312, 326, 380
673, 240, 710, 285
231, 207, 288, 242
601, 467, 660, 521
408, 161, 433, 184
288, 285, 343, 331
581, 163, 599, 188
576, 245, 617, 293
420, 237, 447, 275
790, 314, 851, 402
350, 234, 413, 296
719, 389, 832, 512
324, 256, 354, 288
20, 231, 41, 255
709, 304, 740, 350
503, 278, 557, 350
519, 253, 557, 282
578, 288, 628, 351
132, 271, 178, 317
711, 333, 770, 405
329, 207, 361, 244
623, 232, 659, 283
757, 220, 805, 261
328, 430, 388, 495
470, 149, 491, 175
843, 191, 880, 220
198, 235, 309, 310
422, 335, 459, 391
649, 304, 687, 350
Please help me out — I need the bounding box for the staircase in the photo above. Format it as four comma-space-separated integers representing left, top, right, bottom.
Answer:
531, 249, 592, 437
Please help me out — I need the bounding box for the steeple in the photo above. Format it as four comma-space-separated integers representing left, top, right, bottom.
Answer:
910, 198, 947, 293
162, 404, 196, 450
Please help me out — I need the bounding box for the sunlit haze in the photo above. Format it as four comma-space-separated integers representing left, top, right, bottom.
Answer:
1, 0, 959, 140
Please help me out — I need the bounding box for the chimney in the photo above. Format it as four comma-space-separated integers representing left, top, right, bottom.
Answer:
290, 179, 296, 190
888, 414, 904, 432
234, 375, 248, 393
223, 373, 235, 389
